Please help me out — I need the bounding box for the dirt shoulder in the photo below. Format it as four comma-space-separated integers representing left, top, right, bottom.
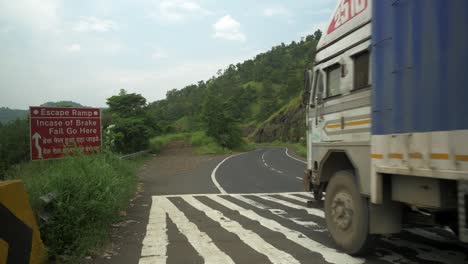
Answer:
85, 143, 230, 264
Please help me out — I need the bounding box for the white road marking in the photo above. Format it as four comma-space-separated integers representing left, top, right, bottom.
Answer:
140, 193, 467, 264
261, 150, 285, 174
156, 191, 313, 198
237, 195, 323, 229
211, 153, 245, 194
209, 195, 364, 264
139, 197, 168, 264
261, 152, 269, 167
281, 193, 313, 203
183, 196, 300, 264
295, 177, 302, 180
158, 197, 235, 264
284, 147, 307, 164
256, 194, 325, 218
271, 168, 284, 174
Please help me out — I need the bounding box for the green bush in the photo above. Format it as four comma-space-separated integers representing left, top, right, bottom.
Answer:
107, 117, 150, 154
191, 131, 226, 154
0, 118, 29, 179
149, 133, 190, 154
7, 152, 138, 260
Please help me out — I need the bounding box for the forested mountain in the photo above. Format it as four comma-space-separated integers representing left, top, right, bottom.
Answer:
0, 107, 28, 124
41, 101, 84, 107
147, 31, 321, 142
0, 101, 84, 124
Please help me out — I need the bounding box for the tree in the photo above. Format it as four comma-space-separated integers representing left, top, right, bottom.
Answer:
106, 89, 155, 153
201, 91, 242, 149
106, 89, 147, 118
314, 29, 323, 40
0, 118, 29, 179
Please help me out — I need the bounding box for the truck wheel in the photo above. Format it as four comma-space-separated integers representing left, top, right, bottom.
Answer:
324, 170, 374, 255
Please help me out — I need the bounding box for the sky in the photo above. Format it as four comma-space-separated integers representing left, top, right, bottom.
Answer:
0, 0, 335, 109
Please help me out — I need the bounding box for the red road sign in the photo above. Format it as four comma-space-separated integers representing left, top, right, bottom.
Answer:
29, 106, 102, 160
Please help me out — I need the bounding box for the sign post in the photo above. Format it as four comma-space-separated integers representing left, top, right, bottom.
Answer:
29, 107, 102, 160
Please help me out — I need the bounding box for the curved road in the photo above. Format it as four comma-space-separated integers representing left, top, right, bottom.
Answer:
210, 147, 468, 264
216, 147, 306, 193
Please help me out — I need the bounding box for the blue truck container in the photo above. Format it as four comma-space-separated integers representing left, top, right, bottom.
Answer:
372, 0, 468, 135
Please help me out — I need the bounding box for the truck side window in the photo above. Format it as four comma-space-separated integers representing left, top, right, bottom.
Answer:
326, 64, 341, 98
353, 50, 370, 90
315, 71, 324, 102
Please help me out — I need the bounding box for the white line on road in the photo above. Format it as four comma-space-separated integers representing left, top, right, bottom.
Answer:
158, 197, 235, 264
183, 196, 300, 264
211, 153, 245, 194
155, 191, 313, 198
281, 193, 312, 203
209, 195, 364, 264
237, 195, 322, 228
256, 195, 325, 218
139, 197, 168, 264
284, 147, 307, 164
261, 152, 269, 167
295, 177, 302, 180
262, 150, 285, 174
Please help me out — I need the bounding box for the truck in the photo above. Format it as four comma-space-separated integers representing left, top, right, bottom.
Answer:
302, 0, 468, 255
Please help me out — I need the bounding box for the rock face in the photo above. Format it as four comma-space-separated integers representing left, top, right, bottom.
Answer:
249, 98, 306, 143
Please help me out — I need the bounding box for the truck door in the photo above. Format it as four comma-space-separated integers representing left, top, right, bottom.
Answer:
311, 69, 325, 144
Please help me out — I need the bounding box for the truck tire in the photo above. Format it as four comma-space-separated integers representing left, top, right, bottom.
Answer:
324, 170, 374, 255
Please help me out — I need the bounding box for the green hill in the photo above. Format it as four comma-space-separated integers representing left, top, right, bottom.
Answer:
147, 33, 320, 142
0, 101, 84, 124
0, 107, 28, 124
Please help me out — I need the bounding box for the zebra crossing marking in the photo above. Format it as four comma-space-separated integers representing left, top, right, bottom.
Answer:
139, 196, 168, 264
153, 196, 234, 264
139, 192, 464, 264
236, 195, 323, 229
209, 195, 364, 264
255, 194, 325, 218
183, 196, 300, 264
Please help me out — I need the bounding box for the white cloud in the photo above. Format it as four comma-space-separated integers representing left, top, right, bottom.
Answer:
312, 21, 328, 33
0, 25, 11, 33
308, 8, 334, 15
65, 43, 81, 52
97, 54, 257, 103
263, 7, 290, 17
299, 21, 328, 39
151, 50, 168, 60
104, 42, 122, 54
74, 17, 117, 32
212, 15, 246, 42
154, 0, 211, 23
0, 0, 61, 31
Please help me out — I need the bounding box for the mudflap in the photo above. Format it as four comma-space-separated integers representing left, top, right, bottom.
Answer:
458, 181, 468, 242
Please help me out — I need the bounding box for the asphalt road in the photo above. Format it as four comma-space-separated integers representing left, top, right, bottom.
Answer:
215, 147, 306, 193
95, 146, 468, 264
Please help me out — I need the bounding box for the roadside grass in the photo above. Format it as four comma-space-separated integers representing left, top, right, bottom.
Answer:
150, 131, 255, 155
7, 151, 139, 262
149, 132, 191, 153
256, 140, 307, 159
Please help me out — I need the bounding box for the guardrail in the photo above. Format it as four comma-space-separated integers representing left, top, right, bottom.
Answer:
119, 150, 150, 160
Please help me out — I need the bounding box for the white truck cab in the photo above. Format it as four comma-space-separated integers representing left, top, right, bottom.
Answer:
303, 0, 468, 255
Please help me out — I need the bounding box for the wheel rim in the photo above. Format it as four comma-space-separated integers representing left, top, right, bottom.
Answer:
330, 191, 354, 231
